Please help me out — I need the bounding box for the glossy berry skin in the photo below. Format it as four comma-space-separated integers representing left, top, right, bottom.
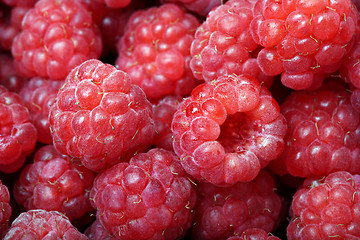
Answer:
0, 85, 37, 173
3, 209, 88, 239
171, 74, 287, 186
13, 144, 95, 221
287, 171, 360, 239
341, 34, 360, 89
90, 148, 197, 240
0, 179, 11, 239
116, 3, 200, 100
20, 77, 64, 144
11, 0, 103, 80
192, 171, 282, 240
226, 228, 280, 240
190, 0, 273, 87
49, 59, 155, 172
251, 0, 358, 90
270, 83, 360, 178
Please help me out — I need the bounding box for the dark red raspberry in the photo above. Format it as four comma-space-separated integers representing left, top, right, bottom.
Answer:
3, 209, 88, 239
0, 85, 37, 173
171, 74, 287, 185
90, 148, 197, 240
269, 81, 360, 178
11, 0, 103, 80
116, 3, 200, 100
0, 53, 27, 93
96, 0, 131, 8
0, 179, 11, 239
20, 77, 63, 144
190, 0, 273, 87
49, 59, 155, 172
85, 219, 116, 240
251, 0, 358, 90
287, 171, 360, 239
162, 0, 223, 16
226, 228, 281, 240
13, 144, 95, 220
192, 171, 282, 240
1, 0, 37, 7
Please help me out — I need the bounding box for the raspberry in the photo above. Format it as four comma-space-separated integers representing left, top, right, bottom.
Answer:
269, 81, 360, 178
20, 77, 64, 144
0, 53, 27, 93
162, 0, 223, 16
0, 179, 11, 239
171, 74, 287, 185
49, 59, 155, 172
13, 144, 95, 220
251, 0, 358, 90
287, 171, 360, 239
97, 0, 132, 9
192, 171, 282, 240
3, 209, 88, 239
85, 219, 116, 239
1, 0, 37, 6
0, 85, 37, 173
115, 3, 200, 100
89, 148, 197, 240
226, 228, 281, 240
340, 34, 360, 88
11, 0, 103, 80
189, 0, 274, 87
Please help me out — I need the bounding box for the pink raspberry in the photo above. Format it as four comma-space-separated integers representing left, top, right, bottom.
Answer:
287, 171, 360, 239
192, 171, 282, 240
85, 219, 116, 240
162, 0, 223, 16
0, 53, 27, 93
0, 85, 37, 173
49, 59, 155, 172
0, 179, 11, 239
116, 3, 200, 100
171, 74, 287, 185
3, 209, 88, 239
90, 148, 197, 240
251, 0, 358, 90
20, 77, 63, 144
11, 0, 103, 80
13, 144, 95, 220
269, 81, 360, 178
189, 0, 273, 87
226, 228, 281, 240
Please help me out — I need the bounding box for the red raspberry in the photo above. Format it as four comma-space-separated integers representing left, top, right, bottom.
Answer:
3, 209, 88, 239
90, 148, 197, 240
341, 34, 360, 88
49, 59, 155, 172
226, 228, 281, 240
1, 0, 37, 7
20, 77, 63, 144
0, 179, 11, 239
85, 219, 116, 240
96, 0, 131, 8
171, 74, 287, 185
11, 0, 103, 80
0, 53, 27, 93
269, 81, 360, 178
13, 144, 95, 220
189, 0, 273, 87
192, 171, 282, 240
116, 3, 200, 100
0, 85, 37, 173
287, 171, 360, 239
251, 0, 358, 90
162, 0, 223, 16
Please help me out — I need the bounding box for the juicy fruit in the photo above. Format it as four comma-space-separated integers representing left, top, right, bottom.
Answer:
0, 179, 11, 238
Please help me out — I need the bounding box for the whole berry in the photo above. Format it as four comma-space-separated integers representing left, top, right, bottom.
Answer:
90, 148, 197, 240
192, 171, 282, 240
0, 179, 11, 239
49, 59, 155, 172
116, 3, 200, 100
171, 74, 287, 185
11, 0, 103, 80
13, 144, 95, 220
287, 171, 360, 239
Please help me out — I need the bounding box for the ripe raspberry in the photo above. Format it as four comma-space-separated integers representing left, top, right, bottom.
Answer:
20, 77, 63, 144
226, 228, 281, 240
49, 59, 155, 172
85, 219, 116, 240
287, 171, 360, 239
0, 179, 11, 239
90, 148, 197, 240
189, 0, 274, 87
96, 0, 132, 8
3, 209, 88, 239
269, 81, 360, 178
192, 171, 282, 240
162, 0, 223, 16
1, 0, 37, 7
11, 0, 103, 80
116, 3, 200, 100
0, 53, 27, 93
171, 74, 287, 185
251, 0, 358, 90
0, 85, 37, 173
13, 144, 95, 220
340, 34, 360, 88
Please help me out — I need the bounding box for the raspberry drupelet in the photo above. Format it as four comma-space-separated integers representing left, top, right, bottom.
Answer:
85, 219, 116, 240
226, 228, 281, 240
11, 0, 103, 80
49, 59, 156, 172
13, 144, 95, 221
89, 148, 197, 240
171, 74, 287, 185
116, 3, 200, 100
0, 179, 11, 239
192, 171, 282, 240
287, 171, 360, 239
